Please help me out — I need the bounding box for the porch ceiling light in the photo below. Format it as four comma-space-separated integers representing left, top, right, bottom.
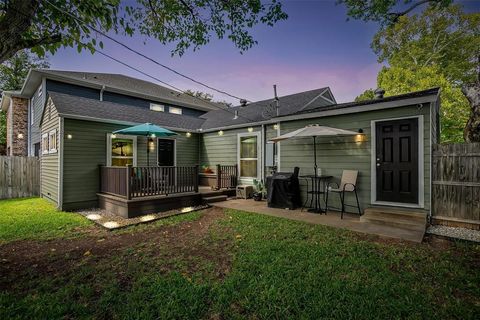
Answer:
186, 132, 192, 138
218, 130, 224, 136
111, 134, 117, 139
67, 134, 73, 140
273, 124, 279, 130
247, 127, 254, 133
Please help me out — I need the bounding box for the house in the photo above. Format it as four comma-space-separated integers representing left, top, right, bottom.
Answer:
1, 69, 440, 222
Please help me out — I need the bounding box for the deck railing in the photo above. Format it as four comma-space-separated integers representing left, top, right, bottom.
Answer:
216, 164, 238, 190
100, 165, 199, 199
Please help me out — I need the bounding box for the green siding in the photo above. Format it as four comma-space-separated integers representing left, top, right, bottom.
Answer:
62, 119, 199, 210
40, 98, 59, 205
278, 104, 431, 211
200, 126, 262, 168
199, 104, 432, 211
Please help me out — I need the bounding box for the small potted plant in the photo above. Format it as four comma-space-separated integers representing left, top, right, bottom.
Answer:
253, 179, 266, 201
202, 164, 213, 174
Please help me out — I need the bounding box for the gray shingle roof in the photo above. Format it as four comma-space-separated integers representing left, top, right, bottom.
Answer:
291, 87, 440, 117
200, 87, 334, 130
48, 92, 205, 131
37, 70, 218, 111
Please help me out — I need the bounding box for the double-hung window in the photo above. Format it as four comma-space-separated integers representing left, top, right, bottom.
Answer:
238, 132, 260, 178
107, 134, 137, 166
41, 133, 49, 155
48, 129, 57, 153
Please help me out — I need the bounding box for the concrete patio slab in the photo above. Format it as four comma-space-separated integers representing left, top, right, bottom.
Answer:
213, 199, 425, 243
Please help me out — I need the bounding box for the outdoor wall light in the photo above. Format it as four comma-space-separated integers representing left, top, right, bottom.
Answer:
17, 133, 24, 139
186, 132, 192, 138
67, 134, 73, 140
218, 130, 224, 136
247, 127, 254, 133
355, 129, 366, 143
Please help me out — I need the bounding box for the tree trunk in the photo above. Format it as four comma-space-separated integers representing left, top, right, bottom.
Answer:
462, 56, 480, 142
0, 0, 38, 63
462, 83, 480, 142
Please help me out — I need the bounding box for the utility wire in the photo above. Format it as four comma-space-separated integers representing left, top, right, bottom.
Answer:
44, 0, 250, 102
9, 4, 260, 124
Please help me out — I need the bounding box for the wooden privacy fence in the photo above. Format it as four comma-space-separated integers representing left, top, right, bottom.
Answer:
0, 156, 40, 199
432, 143, 480, 227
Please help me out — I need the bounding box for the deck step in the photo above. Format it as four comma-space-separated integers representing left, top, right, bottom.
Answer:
203, 195, 228, 203
361, 207, 427, 231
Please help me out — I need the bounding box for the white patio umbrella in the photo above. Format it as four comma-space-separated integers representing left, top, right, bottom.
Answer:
269, 124, 360, 213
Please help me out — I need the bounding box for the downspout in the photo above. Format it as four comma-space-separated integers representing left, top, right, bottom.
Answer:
262, 124, 266, 181
27, 98, 31, 156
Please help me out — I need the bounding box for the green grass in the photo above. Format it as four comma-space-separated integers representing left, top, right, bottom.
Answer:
0, 198, 91, 243
0, 205, 479, 319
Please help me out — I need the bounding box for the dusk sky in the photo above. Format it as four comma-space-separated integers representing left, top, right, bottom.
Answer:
49, 0, 480, 105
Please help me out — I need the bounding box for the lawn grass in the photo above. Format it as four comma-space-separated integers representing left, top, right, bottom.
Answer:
0, 198, 91, 243
0, 206, 479, 319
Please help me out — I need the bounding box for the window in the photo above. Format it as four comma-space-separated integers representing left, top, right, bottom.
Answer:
238, 132, 260, 178
107, 134, 137, 166
48, 129, 57, 153
169, 106, 182, 115
41, 133, 49, 155
150, 103, 165, 112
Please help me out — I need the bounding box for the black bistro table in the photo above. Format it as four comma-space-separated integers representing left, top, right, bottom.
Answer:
299, 175, 332, 214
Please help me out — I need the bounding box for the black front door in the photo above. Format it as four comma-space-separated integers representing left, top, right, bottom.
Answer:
157, 139, 175, 166
376, 118, 419, 204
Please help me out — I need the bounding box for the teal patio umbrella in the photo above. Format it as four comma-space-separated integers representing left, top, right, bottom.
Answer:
113, 123, 177, 166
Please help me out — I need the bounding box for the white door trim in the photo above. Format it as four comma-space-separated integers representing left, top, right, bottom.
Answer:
370, 115, 424, 208
156, 137, 177, 166
237, 131, 261, 183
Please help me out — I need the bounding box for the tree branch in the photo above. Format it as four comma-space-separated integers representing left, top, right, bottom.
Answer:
387, 0, 439, 23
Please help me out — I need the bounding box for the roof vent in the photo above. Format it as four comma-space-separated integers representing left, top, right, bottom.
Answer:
233, 109, 239, 120
374, 88, 385, 99
240, 99, 248, 107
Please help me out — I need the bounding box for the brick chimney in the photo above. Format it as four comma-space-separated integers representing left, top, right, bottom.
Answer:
5, 96, 29, 156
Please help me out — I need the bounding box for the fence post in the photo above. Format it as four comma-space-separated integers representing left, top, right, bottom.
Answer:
126, 164, 132, 200
194, 165, 199, 193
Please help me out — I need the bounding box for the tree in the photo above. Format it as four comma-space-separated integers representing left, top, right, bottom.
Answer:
342, 1, 480, 142
184, 89, 232, 107
0, 50, 49, 146
0, 0, 287, 63
357, 66, 469, 142
354, 89, 375, 102
338, 0, 452, 26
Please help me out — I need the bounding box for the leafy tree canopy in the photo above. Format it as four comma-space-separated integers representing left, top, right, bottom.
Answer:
371, 4, 480, 85
0, 0, 288, 63
337, 0, 452, 25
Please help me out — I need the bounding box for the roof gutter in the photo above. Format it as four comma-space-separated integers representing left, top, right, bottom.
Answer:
199, 94, 439, 133
57, 113, 195, 133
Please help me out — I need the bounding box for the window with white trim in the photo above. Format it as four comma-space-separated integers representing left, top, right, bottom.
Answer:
41, 133, 49, 154
107, 134, 137, 166
238, 132, 260, 178
48, 129, 57, 153
169, 106, 182, 115
150, 103, 165, 112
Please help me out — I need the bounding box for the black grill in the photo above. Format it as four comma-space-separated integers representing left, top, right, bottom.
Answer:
266, 167, 301, 210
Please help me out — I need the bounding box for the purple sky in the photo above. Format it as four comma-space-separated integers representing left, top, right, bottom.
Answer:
49, 0, 480, 104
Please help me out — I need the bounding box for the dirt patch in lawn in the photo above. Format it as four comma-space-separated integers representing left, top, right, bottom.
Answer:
0, 207, 233, 291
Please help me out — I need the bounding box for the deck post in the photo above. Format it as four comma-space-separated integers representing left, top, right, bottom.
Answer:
194, 165, 199, 193
126, 164, 132, 200
216, 164, 221, 190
